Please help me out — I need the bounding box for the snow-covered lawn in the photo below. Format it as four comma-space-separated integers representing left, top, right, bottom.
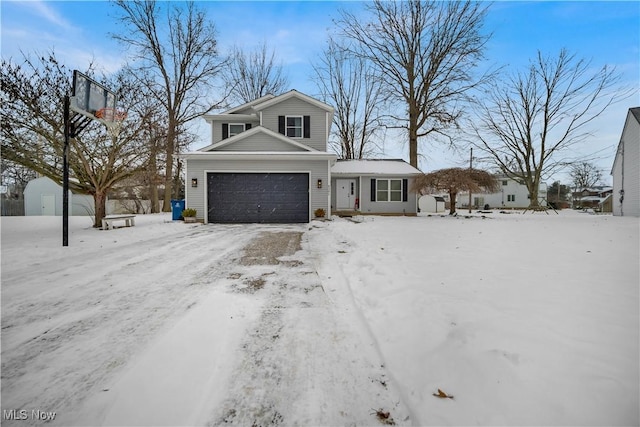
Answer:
1, 210, 638, 426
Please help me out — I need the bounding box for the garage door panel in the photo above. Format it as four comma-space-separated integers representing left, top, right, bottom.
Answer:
207, 173, 309, 223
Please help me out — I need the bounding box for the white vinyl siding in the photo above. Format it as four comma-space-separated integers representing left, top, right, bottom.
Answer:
260, 97, 327, 151
215, 133, 309, 152
612, 109, 640, 216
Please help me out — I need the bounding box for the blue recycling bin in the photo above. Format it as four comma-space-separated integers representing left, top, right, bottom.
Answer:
171, 199, 186, 221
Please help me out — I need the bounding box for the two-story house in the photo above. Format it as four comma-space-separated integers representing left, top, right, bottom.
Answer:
181, 90, 337, 223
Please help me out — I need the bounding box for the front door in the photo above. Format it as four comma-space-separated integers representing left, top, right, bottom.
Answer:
336, 179, 356, 210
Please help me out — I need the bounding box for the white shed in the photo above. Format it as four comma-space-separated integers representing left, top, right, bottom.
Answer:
419, 195, 446, 213
23, 176, 94, 216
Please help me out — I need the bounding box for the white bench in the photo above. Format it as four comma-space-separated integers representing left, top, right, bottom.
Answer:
102, 215, 136, 230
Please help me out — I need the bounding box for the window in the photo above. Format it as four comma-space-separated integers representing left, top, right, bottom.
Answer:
229, 123, 245, 137
502, 180, 508, 186
376, 179, 403, 202
286, 116, 302, 138
507, 194, 515, 202
222, 122, 251, 139
278, 115, 310, 138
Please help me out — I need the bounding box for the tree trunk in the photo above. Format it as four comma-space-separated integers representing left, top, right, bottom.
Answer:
528, 177, 540, 208
528, 187, 540, 208
449, 190, 457, 215
149, 143, 159, 213
94, 191, 107, 228
172, 159, 182, 199
409, 106, 419, 168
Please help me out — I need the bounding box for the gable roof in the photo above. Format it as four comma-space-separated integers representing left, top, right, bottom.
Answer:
332, 159, 421, 175
198, 126, 318, 152
223, 94, 276, 114
630, 107, 640, 124
252, 89, 334, 113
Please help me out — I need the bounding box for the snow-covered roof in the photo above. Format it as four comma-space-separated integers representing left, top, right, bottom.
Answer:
331, 159, 421, 176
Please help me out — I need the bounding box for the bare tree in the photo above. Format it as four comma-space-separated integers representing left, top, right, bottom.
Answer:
472, 49, 622, 209
412, 167, 499, 215
569, 161, 604, 209
1, 159, 36, 198
336, 0, 491, 168
113, 0, 227, 211
569, 161, 603, 190
1, 52, 148, 226
223, 41, 290, 105
312, 38, 385, 159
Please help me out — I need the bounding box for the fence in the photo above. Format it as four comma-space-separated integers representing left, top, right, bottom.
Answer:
1, 199, 25, 216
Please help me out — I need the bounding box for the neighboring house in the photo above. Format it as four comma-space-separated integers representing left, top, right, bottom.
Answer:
182, 90, 337, 223
331, 159, 421, 216
23, 176, 94, 216
572, 187, 613, 211
611, 107, 640, 217
461, 176, 548, 209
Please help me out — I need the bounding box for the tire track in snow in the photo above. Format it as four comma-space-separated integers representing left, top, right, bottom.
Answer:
208, 228, 412, 426
1, 224, 262, 427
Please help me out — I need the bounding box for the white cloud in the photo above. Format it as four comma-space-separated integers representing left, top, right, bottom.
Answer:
27, 0, 76, 31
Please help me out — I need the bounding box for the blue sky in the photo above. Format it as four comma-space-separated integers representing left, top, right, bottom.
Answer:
2, 1, 639, 183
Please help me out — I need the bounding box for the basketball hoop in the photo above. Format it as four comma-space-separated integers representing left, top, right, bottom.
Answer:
95, 107, 127, 138
95, 107, 127, 121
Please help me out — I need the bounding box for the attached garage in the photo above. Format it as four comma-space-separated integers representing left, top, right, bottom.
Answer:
207, 172, 309, 223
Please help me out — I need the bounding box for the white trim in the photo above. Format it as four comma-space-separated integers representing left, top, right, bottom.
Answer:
252, 89, 334, 113
181, 151, 336, 161
184, 159, 190, 210
203, 170, 312, 224
221, 94, 276, 114
285, 115, 303, 139
375, 178, 404, 202
325, 111, 333, 140
203, 114, 256, 123
327, 159, 332, 217
228, 123, 246, 138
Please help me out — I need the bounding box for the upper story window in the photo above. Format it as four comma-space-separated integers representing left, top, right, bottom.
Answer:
278, 115, 310, 139
286, 116, 302, 138
222, 122, 252, 139
229, 123, 245, 137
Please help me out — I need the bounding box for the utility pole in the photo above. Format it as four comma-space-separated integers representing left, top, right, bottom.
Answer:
468, 147, 472, 214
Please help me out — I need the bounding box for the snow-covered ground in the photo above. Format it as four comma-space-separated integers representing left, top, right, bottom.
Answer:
1, 210, 638, 426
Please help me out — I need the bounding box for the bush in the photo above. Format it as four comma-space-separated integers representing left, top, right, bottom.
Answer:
182, 208, 197, 217
314, 208, 326, 218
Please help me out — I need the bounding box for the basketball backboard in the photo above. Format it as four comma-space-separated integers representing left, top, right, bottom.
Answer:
70, 70, 118, 127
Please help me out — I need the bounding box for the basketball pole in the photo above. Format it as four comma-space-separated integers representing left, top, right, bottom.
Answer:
63, 95, 70, 247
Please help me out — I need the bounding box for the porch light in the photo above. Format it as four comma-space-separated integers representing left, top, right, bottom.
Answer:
317, 179, 323, 189
191, 178, 198, 188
